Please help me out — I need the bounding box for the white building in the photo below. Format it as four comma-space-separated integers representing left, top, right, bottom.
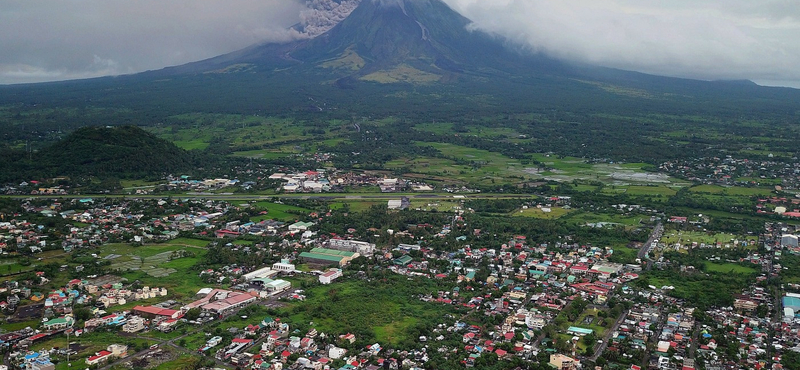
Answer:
525, 313, 546, 330
329, 346, 347, 359
122, 316, 146, 333
242, 267, 278, 281
387, 197, 410, 210
319, 269, 342, 285
327, 239, 376, 256
264, 279, 291, 293
272, 260, 296, 272
782, 234, 799, 247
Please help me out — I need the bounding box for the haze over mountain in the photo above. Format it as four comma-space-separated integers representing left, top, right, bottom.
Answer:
171, 0, 568, 82
2, 0, 800, 86
1, 0, 799, 120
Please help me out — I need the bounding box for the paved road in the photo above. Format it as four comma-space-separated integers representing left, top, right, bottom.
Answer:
589, 309, 629, 362
0, 192, 537, 201
96, 295, 285, 370
688, 321, 700, 359
639, 222, 663, 269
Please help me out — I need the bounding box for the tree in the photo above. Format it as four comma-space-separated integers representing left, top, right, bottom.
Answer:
73, 307, 92, 322
184, 308, 201, 321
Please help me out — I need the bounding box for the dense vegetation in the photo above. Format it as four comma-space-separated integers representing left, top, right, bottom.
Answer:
0, 125, 193, 183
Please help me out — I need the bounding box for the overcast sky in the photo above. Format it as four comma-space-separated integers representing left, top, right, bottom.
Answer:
1, 0, 799, 87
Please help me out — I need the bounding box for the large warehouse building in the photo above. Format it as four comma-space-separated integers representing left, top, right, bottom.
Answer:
299, 248, 358, 266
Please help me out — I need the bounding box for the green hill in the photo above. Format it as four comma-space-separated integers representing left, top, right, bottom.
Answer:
0, 126, 192, 183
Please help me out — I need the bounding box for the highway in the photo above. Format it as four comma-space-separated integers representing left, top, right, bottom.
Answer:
0, 192, 536, 202
638, 222, 663, 269
589, 309, 630, 362
95, 289, 295, 370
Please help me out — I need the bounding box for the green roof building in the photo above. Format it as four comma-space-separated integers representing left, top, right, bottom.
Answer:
394, 255, 413, 266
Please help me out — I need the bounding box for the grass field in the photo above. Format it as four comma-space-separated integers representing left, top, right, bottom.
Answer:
531, 155, 681, 185
574, 308, 609, 337
563, 212, 645, 227
624, 185, 677, 196
147, 112, 348, 154
251, 201, 311, 222
689, 184, 773, 196
277, 276, 455, 347
609, 245, 640, 264
168, 238, 211, 248
0, 260, 35, 275
99, 241, 210, 299
512, 207, 571, 219
330, 201, 382, 213
413, 122, 522, 139
120, 179, 162, 188
386, 142, 531, 186
660, 231, 758, 246
229, 149, 291, 159
409, 200, 461, 212
32, 331, 152, 366
704, 262, 757, 274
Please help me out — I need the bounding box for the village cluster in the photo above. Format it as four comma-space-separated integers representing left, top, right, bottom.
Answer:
659, 156, 800, 190
1, 193, 800, 370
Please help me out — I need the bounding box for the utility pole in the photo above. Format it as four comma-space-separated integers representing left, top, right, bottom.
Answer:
66, 328, 70, 366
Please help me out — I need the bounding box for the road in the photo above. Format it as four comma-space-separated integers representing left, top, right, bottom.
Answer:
638, 222, 663, 269
0, 192, 537, 202
94, 292, 295, 370
589, 309, 629, 362
688, 321, 701, 359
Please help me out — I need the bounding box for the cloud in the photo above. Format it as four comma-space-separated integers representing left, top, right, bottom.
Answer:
0, 0, 306, 84
300, 0, 361, 37
1, 0, 799, 86
443, 0, 800, 86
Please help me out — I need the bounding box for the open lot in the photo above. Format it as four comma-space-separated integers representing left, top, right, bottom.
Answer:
704, 262, 758, 274
250, 201, 311, 222
512, 206, 571, 219
99, 240, 210, 299
689, 184, 773, 196
277, 276, 456, 347
659, 231, 758, 247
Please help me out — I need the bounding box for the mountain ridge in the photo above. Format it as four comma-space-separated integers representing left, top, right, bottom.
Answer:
1, 0, 798, 121
160, 0, 573, 83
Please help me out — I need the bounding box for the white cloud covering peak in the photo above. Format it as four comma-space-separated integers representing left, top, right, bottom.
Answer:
445, 0, 800, 86
1, 0, 799, 87
0, 0, 306, 84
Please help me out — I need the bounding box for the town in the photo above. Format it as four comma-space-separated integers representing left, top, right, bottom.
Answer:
1, 182, 799, 370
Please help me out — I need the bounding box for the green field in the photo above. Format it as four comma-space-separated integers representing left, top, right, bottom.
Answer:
704, 262, 757, 274
331, 201, 382, 213
32, 331, 152, 365
385, 141, 531, 186
0, 260, 35, 276
562, 211, 645, 227
609, 245, 640, 264
624, 185, 677, 196
531, 155, 681, 185
574, 308, 609, 337
251, 201, 312, 222
168, 238, 211, 248
409, 200, 461, 212
277, 276, 455, 347
119, 179, 162, 188
660, 231, 758, 246
230, 149, 291, 159
689, 184, 773, 196
512, 207, 571, 219
413, 122, 522, 139
99, 241, 210, 299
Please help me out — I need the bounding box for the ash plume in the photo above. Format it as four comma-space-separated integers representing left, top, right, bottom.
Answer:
299, 0, 361, 37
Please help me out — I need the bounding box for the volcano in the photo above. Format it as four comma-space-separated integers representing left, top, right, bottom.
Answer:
2, 0, 799, 118
168, 0, 573, 84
